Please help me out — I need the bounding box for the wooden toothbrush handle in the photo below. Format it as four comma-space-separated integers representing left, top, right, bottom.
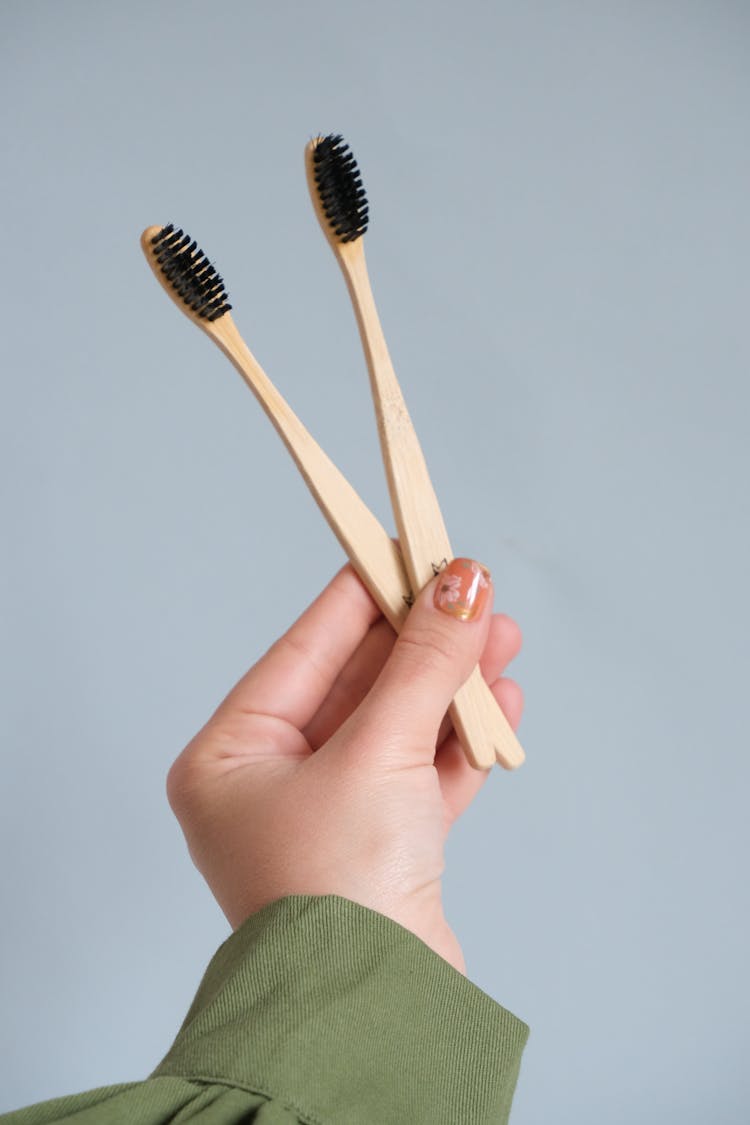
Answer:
339, 247, 524, 770
451, 670, 523, 770
211, 314, 411, 632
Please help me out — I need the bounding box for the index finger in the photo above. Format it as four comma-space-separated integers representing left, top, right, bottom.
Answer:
215, 562, 383, 731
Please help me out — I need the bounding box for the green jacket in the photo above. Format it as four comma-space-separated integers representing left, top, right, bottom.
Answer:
1, 895, 528, 1124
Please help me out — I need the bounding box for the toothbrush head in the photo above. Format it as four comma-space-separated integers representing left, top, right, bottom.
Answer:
307, 134, 369, 245
141, 224, 232, 323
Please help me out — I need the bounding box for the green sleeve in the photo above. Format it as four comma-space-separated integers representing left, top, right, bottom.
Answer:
1, 894, 529, 1124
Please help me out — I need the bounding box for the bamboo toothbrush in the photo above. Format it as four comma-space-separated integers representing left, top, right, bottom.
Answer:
305, 134, 524, 771
141, 223, 411, 632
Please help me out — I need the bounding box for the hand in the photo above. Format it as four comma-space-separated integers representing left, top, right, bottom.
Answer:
166, 558, 523, 975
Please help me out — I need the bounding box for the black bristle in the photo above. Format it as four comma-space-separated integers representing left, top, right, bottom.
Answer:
149, 225, 231, 321
312, 134, 369, 243
151, 224, 174, 247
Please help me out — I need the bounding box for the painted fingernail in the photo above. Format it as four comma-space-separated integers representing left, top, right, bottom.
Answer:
433, 558, 492, 621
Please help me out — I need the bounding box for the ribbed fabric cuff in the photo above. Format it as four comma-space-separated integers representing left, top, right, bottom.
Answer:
152, 895, 528, 1124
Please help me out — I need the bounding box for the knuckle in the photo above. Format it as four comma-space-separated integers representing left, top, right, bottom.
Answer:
165, 743, 204, 817
397, 623, 457, 668
165, 756, 189, 815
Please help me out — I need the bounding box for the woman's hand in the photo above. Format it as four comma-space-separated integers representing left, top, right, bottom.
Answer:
167, 558, 523, 975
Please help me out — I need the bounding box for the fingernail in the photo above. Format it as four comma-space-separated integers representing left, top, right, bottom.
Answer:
433, 558, 492, 621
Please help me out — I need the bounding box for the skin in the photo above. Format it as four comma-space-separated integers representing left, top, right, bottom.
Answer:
167, 559, 523, 977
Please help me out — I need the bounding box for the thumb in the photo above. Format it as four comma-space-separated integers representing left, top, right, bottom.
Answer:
357, 558, 493, 761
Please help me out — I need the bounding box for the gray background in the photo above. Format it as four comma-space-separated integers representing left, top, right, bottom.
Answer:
1, 1, 748, 1121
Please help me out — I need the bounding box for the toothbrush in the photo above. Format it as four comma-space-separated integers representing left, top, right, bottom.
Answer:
141, 224, 411, 633
305, 134, 524, 771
